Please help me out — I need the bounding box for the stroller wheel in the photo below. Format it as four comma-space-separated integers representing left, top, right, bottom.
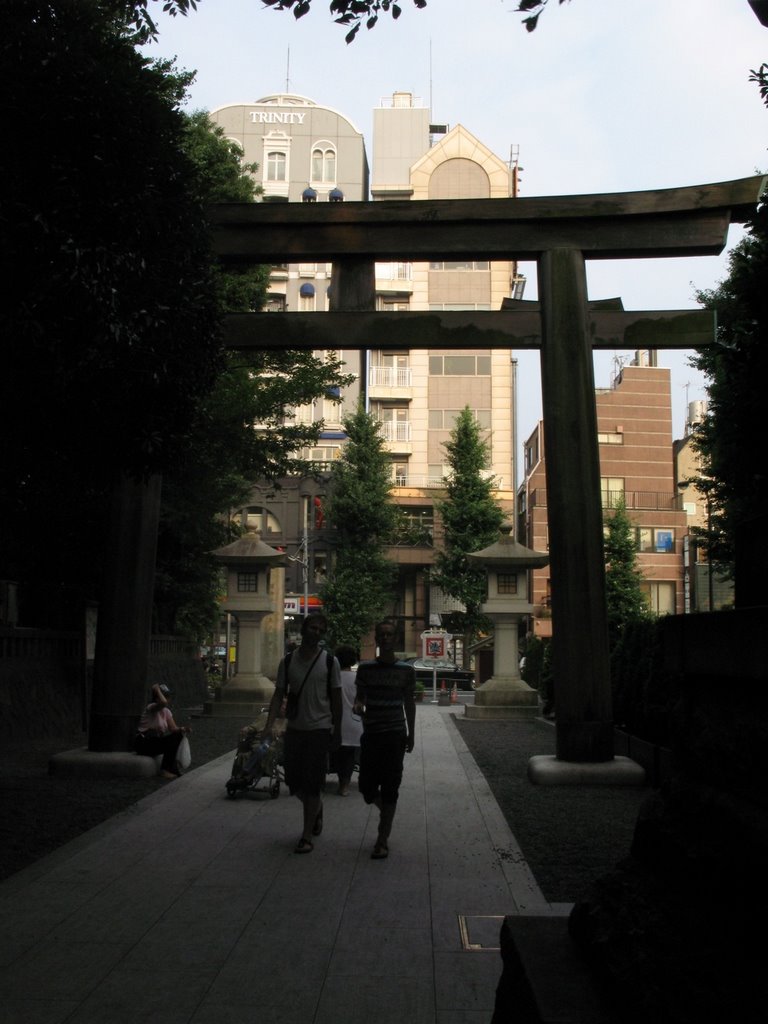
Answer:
226, 776, 248, 799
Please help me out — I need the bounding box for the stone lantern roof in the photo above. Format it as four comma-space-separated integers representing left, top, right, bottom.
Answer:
467, 523, 549, 570
212, 527, 286, 567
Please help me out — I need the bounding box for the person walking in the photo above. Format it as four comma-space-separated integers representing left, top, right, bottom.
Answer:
262, 614, 342, 854
331, 645, 362, 797
355, 620, 416, 860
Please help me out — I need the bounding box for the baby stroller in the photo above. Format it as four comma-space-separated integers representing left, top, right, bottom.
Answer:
225, 711, 285, 799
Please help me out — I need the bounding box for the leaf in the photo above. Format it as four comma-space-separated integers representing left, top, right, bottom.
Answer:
345, 23, 360, 43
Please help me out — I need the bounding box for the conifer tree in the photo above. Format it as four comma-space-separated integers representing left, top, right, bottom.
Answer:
320, 404, 399, 649
431, 407, 505, 665
603, 498, 649, 648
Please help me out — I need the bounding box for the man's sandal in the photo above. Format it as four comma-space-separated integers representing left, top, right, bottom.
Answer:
294, 838, 314, 854
371, 841, 389, 860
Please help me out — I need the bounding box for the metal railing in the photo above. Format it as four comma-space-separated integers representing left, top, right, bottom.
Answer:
379, 420, 412, 442
369, 366, 413, 388
528, 488, 681, 511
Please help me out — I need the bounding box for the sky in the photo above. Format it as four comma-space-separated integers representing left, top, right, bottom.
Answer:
141, 0, 767, 450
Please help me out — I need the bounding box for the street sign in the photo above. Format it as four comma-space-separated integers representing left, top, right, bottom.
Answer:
421, 630, 452, 661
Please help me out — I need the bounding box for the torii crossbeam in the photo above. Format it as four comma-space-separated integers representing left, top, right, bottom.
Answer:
210, 175, 764, 765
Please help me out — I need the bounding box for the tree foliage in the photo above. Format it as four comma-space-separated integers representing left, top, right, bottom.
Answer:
691, 187, 768, 569
0, 3, 353, 637
431, 408, 504, 662
515, 0, 571, 33
263, 0, 427, 43
0, 0, 222, 623
320, 404, 399, 648
603, 498, 649, 649
153, 106, 353, 636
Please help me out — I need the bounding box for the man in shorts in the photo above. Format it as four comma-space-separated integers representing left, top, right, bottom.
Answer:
355, 620, 416, 860
263, 614, 342, 854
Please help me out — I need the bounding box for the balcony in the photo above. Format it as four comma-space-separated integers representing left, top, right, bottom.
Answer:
379, 421, 412, 443
375, 262, 413, 294
528, 488, 680, 511
369, 365, 413, 389
368, 364, 413, 402
377, 419, 412, 455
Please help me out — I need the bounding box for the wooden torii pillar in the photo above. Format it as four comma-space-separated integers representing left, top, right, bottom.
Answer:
211, 175, 763, 769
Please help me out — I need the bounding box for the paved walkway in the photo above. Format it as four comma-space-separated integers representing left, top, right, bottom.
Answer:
0, 705, 569, 1024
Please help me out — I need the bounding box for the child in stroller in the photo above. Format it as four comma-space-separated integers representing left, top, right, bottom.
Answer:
225, 710, 286, 799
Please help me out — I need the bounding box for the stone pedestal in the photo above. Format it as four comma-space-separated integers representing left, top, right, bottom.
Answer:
203, 528, 285, 718
464, 616, 539, 721
465, 526, 549, 722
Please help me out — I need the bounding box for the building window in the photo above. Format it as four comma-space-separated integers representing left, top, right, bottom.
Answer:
266, 151, 287, 181
636, 528, 675, 553
429, 260, 490, 270
428, 302, 492, 311
598, 432, 624, 445
391, 462, 408, 486
397, 505, 433, 543
311, 146, 336, 183
237, 572, 259, 593
429, 409, 491, 429
429, 355, 491, 376
601, 478, 625, 508
241, 506, 281, 534
497, 573, 518, 595
641, 581, 676, 615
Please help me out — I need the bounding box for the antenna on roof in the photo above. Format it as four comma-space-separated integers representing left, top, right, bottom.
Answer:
285, 48, 290, 92
429, 38, 433, 119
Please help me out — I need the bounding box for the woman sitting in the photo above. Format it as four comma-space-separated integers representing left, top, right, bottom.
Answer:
134, 683, 190, 779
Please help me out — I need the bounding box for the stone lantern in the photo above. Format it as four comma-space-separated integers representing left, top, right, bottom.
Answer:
464, 523, 549, 720
206, 526, 286, 715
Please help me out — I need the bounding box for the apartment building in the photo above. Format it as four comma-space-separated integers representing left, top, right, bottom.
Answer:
210, 92, 369, 456
518, 358, 689, 636
369, 92, 522, 655
211, 91, 522, 653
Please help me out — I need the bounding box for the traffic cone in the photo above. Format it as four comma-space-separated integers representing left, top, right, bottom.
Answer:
450, 683, 458, 704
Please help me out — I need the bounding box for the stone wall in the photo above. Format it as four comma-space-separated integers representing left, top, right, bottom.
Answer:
569, 606, 767, 1023
0, 629, 207, 740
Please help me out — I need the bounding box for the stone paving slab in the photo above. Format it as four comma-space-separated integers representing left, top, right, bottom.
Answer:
0, 706, 557, 1024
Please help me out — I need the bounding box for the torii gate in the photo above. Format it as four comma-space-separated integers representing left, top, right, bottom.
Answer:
209, 175, 763, 768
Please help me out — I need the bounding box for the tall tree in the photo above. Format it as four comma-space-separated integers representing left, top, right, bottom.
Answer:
431, 407, 505, 666
691, 184, 768, 572
603, 498, 649, 648
320, 404, 399, 649
0, 0, 222, 625
153, 105, 354, 636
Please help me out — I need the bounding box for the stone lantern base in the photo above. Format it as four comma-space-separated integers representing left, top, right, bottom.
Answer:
203, 674, 275, 717
464, 675, 540, 720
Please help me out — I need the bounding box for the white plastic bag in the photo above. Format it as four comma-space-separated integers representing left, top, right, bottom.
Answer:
177, 734, 192, 770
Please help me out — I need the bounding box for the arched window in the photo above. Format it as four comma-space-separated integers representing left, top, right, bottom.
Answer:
240, 506, 281, 535
266, 151, 287, 182
311, 145, 336, 184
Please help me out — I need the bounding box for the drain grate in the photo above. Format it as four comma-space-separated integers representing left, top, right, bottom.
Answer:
458, 915, 505, 951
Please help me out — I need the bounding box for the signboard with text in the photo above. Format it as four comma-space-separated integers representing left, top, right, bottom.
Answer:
421, 630, 452, 661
